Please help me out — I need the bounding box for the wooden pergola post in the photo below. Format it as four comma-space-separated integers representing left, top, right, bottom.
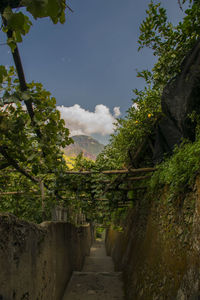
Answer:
39, 180, 45, 220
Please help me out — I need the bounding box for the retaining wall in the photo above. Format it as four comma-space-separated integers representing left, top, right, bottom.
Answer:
106, 177, 200, 299
0, 213, 92, 300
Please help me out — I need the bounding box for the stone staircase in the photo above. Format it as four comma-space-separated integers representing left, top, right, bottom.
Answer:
62, 235, 124, 300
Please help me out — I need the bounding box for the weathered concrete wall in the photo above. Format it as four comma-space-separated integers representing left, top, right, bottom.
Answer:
0, 214, 92, 300
106, 177, 200, 300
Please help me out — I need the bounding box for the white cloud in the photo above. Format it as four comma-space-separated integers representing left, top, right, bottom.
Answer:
113, 106, 121, 117
132, 102, 138, 110
57, 104, 121, 136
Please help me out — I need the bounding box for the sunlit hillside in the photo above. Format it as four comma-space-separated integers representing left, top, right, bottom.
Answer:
64, 135, 105, 161
63, 155, 76, 169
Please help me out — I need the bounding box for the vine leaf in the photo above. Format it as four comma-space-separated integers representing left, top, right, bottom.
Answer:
0, 66, 8, 84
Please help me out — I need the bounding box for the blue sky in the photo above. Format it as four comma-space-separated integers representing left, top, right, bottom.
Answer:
0, 0, 187, 142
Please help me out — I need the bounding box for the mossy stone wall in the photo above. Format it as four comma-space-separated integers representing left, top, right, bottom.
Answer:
106, 177, 200, 299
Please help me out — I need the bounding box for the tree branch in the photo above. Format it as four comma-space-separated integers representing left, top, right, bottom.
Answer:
2, 19, 42, 139
66, 4, 74, 13
64, 168, 156, 175
0, 146, 39, 183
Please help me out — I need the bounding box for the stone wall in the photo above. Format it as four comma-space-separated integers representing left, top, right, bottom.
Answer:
0, 214, 92, 300
106, 177, 200, 300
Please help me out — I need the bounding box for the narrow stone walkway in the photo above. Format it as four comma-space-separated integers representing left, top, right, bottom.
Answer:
62, 235, 124, 300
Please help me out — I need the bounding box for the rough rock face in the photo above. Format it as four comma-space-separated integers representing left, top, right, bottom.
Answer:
154, 39, 200, 162
106, 177, 200, 300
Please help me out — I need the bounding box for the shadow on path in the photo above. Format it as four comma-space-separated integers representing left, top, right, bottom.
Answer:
62, 233, 124, 300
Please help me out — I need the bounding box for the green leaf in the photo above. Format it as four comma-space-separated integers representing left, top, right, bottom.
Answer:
2, 6, 12, 21
24, 0, 47, 19
0, 66, 7, 84
21, 91, 32, 101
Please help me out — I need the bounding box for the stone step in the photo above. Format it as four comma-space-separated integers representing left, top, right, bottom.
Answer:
62, 272, 124, 300
83, 257, 114, 272
89, 244, 107, 257
89, 248, 107, 257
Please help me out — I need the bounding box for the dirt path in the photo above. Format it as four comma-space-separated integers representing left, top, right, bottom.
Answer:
62, 235, 124, 300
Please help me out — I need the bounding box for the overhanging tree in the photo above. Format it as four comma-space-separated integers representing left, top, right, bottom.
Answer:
0, 0, 74, 221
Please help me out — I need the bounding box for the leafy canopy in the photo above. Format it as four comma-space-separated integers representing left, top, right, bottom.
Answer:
0, 0, 74, 222
1, 0, 66, 50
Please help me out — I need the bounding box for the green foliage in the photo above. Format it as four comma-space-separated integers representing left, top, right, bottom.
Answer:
0, 170, 57, 223
1, 0, 200, 226
138, 1, 200, 88
0, 68, 72, 222
73, 152, 96, 171
0, 0, 74, 223
23, 0, 66, 24
97, 86, 161, 167
97, 0, 200, 169
96, 226, 104, 238
91, 0, 200, 226
150, 138, 200, 197
2, 7, 32, 50
78, 0, 200, 224
0, 66, 8, 84
1, 0, 67, 52
110, 207, 128, 230
0, 70, 72, 173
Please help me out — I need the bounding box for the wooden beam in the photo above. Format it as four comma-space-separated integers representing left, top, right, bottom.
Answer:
64, 167, 156, 175
65, 171, 92, 174
0, 191, 26, 195
39, 181, 46, 220
3, 167, 155, 175
101, 174, 152, 183
103, 168, 155, 174
0, 190, 39, 195
127, 175, 152, 181
129, 167, 155, 173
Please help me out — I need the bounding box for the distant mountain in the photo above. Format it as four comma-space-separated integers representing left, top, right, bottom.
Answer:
64, 135, 105, 160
